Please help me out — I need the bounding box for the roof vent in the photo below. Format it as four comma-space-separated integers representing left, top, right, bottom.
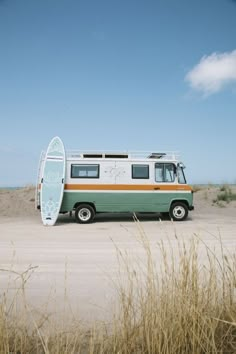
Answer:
148, 153, 166, 159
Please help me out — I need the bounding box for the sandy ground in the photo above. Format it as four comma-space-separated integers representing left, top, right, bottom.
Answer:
0, 186, 236, 323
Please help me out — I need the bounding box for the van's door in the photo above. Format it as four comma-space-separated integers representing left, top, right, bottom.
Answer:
153, 163, 176, 212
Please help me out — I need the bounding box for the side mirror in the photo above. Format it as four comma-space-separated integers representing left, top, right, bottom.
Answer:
178, 162, 185, 169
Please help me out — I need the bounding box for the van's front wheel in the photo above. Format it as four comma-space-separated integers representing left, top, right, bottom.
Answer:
75, 204, 95, 224
170, 202, 188, 221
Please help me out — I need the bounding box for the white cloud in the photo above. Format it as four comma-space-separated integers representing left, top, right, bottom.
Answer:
185, 50, 236, 95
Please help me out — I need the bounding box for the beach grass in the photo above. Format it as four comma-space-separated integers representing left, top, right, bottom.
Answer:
214, 185, 236, 204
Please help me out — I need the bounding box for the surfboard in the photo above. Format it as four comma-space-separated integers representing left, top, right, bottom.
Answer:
40, 136, 66, 226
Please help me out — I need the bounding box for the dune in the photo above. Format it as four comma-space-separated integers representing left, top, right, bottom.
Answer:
0, 186, 38, 217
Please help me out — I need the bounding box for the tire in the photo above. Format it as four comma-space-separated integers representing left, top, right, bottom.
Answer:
75, 204, 95, 224
169, 202, 188, 221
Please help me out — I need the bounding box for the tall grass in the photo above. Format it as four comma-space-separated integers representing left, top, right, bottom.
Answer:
214, 185, 236, 204
108, 219, 236, 353
1, 219, 236, 353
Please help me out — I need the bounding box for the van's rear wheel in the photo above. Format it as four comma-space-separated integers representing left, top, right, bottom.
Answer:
75, 204, 95, 224
170, 202, 188, 221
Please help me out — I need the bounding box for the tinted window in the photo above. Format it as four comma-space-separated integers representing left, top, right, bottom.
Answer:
132, 164, 149, 179
71, 164, 99, 178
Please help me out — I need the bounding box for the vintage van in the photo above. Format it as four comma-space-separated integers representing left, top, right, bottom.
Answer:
37, 150, 194, 223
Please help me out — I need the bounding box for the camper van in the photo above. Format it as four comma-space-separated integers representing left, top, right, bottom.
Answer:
36, 150, 194, 223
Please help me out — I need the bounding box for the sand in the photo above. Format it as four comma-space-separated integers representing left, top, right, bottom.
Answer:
0, 186, 38, 217
0, 185, 235, 322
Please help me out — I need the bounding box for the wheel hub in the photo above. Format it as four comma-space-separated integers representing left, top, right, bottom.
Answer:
79, 208, 91, 221
173, 206, 185, 219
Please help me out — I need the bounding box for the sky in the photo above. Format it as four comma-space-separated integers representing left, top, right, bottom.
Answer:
0, 0, 236, 186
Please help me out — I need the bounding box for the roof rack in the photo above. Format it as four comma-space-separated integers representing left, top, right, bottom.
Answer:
65, 150, 180, 160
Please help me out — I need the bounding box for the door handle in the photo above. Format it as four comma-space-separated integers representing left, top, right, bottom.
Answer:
154, 187, 160, 190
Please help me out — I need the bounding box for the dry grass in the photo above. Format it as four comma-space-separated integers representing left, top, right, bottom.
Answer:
191, 185, 203, 193
213, 185, 236, 205
1, 219, 236, 353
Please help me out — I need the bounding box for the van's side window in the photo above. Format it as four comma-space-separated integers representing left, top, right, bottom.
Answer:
71, 164, 99, 178
132, 164, 149, 179
155, 163, 175, 183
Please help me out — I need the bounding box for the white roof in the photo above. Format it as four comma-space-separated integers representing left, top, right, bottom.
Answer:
66, 150, 180, 161
40, 150, 180, 162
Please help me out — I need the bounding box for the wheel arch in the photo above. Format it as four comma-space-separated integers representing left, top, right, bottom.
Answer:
170, 199, 190, 209
73, 201, 96, 212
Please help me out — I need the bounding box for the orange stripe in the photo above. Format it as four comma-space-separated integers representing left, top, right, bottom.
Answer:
64, 184, 192, 191
38, 183, 192, 191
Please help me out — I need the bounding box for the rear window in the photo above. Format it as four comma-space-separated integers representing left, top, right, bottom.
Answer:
71, 164, 99, 178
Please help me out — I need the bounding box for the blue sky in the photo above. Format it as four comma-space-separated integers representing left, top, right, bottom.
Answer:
0, 0, 236, 186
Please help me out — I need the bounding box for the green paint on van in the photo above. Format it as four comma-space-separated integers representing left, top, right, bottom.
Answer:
60, 191, 193, 213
